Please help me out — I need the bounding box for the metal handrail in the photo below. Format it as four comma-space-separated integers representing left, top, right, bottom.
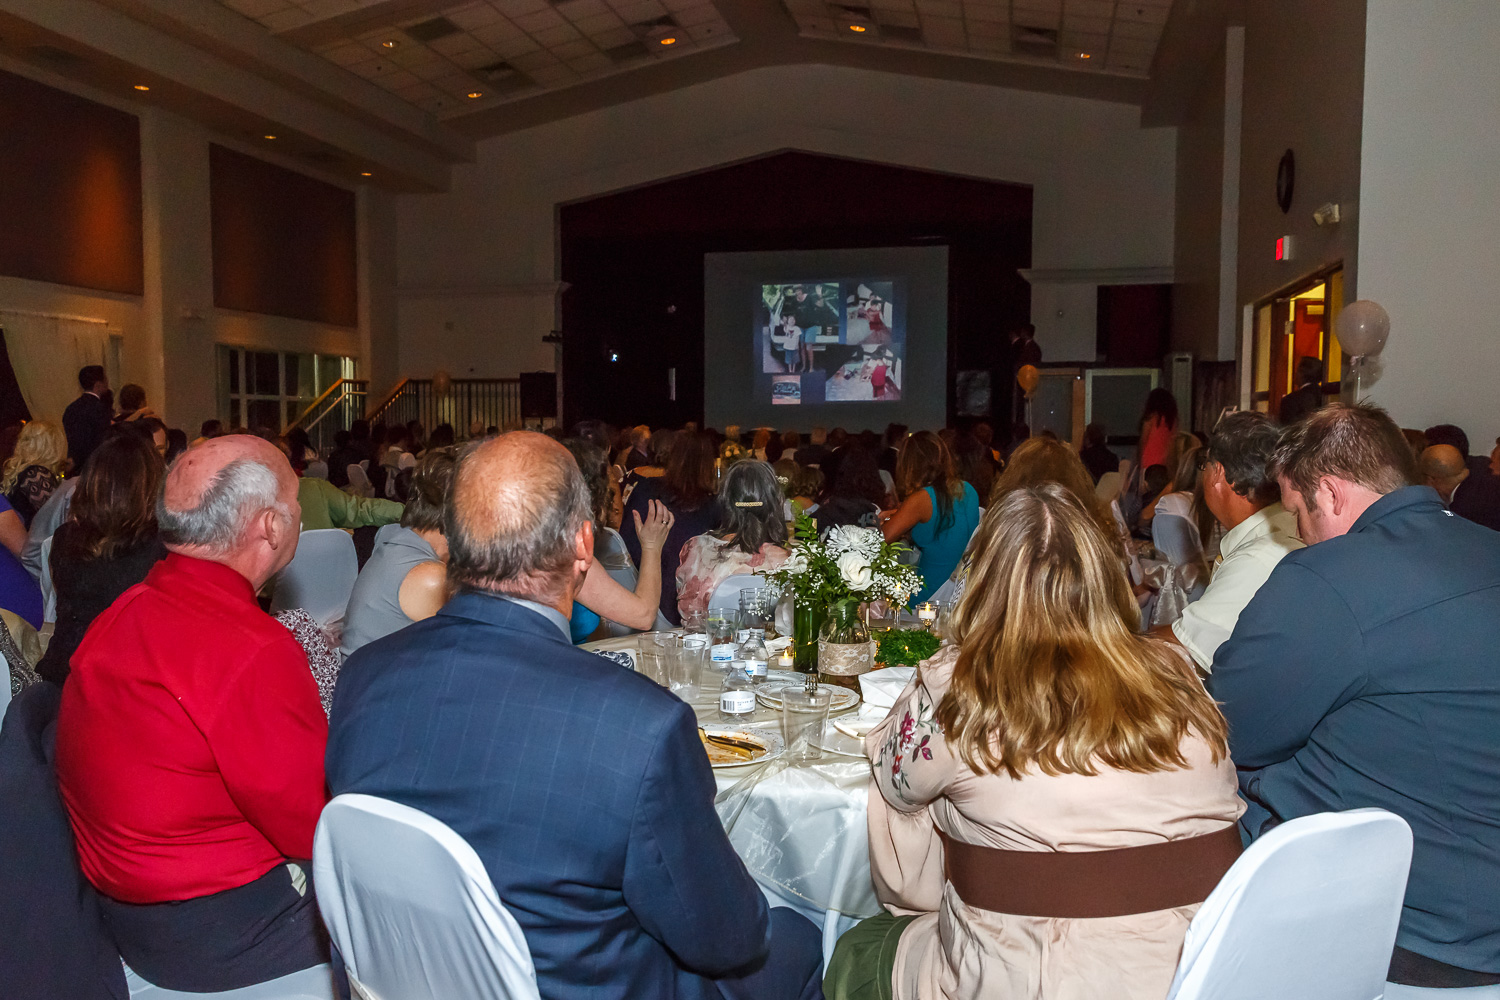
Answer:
364, 377, 410, 423
287, 378, 369, 432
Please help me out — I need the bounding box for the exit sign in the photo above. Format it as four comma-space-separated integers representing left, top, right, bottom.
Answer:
1275, 235, 1296, 260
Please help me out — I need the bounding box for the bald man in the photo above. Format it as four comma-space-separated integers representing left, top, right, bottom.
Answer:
328, 432, 825, 1000
56, 435, 331, 992
1423, 443, 1500, 531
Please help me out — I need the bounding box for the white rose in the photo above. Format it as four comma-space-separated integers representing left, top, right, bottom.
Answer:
837, 552, 874, 592
782, 551, 808, 575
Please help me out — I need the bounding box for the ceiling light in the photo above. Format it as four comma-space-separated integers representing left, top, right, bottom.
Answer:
381, 39, 399, 48
133, 84, 150, 91
360, 171, 372, 177
658, 36, 677, 45
466, 90, 483, 98
849, 23, 867, 32
263, 134, 277, 140
1078, 51, 1092, 59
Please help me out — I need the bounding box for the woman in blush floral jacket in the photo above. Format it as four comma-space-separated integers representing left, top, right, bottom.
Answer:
676, 459, 789, 622
826, 484, 1243, 1000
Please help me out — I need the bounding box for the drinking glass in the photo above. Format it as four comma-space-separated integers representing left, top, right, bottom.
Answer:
780, 686, 832, 763
669, 637, 707, 701
680, 608, 707, 634
706, 607, 740, 673
739, 587, 774, 636
635, 631, 676, 686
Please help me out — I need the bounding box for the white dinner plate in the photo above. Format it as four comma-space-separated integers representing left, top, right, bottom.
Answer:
700, 726, 785, 768
813, 725, 869, 759
755, 680, 860, 715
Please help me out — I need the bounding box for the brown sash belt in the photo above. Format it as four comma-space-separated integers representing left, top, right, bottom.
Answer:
940, 824, 1243, 919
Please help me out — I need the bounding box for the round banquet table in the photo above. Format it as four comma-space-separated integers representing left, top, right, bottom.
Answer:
579, 633, 881, 964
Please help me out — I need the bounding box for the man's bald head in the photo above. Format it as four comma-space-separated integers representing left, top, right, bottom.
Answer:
1421, 444, 1470, 502
445, 431, 592, 603
157, 434, 300, 574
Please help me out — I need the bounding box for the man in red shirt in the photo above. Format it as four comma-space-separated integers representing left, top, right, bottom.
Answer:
56, 434, 330, 992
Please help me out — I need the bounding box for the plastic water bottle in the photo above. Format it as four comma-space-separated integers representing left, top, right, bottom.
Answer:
719, 662, 755, 722
738, 629, 769, 685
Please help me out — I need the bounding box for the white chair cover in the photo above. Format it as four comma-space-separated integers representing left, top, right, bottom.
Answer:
38, 535, 56, 624
313, 794, 540, 1000
1167, 808, 1413, 1000
269, 530, 358, 627
709, 573, 769, 613
1385, 985, 1500, 998
345, 464, 372, 498
125, 963, 335, 999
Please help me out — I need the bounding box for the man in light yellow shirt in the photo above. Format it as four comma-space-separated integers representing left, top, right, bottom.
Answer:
1171, 412, 1304, 671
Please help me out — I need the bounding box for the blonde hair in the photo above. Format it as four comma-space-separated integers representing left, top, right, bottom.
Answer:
2, 420, 67, 492
939, 484, 1228, 778
989, 437, 1115, 540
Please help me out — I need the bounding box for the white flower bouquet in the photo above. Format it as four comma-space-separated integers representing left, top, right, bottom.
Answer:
762, 511, 922, 610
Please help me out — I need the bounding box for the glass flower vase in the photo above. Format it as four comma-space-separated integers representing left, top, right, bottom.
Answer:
792, 600, 825, 674
817, 599, 874, 691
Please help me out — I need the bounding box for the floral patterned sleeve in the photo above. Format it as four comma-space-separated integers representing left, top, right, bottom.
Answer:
867, 647, 960, 813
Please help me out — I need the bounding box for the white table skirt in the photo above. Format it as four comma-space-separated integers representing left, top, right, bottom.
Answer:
581, 635, 881, 963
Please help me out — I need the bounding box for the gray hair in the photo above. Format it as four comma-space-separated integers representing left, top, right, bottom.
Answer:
445, 437, 593, 601
157, 457, 290, 555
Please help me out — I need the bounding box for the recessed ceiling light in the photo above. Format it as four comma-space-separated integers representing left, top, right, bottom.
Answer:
658, 36, 677, 45
466, 90, 483, 98
263, 134, 277, 140
381, 39, 399, 48
1078, 51, 1092, 59
849, 23, 867, 32
133, 84, 150, 91
360, 171, 372, 177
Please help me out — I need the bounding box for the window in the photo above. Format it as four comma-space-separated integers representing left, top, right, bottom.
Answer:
217, 346, 355, 431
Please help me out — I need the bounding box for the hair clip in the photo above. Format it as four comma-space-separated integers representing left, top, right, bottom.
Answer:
734, 500, 763, 507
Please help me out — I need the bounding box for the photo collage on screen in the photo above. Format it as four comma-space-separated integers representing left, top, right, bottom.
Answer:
757, 279, 904, 405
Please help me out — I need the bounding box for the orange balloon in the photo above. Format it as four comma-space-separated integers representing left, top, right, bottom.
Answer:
1017, 364, 1041, 396
432, 370, 454, 398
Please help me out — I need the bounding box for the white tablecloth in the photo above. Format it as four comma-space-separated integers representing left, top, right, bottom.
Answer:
581, 635, 881, 962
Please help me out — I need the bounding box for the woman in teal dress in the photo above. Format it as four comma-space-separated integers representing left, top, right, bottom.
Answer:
881, 431, 980, 604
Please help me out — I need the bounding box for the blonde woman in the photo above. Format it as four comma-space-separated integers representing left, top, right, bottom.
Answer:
827, 484, 1243, 1000
2, 420, 68, 528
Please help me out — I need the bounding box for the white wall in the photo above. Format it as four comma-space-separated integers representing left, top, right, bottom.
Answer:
0, 59, 391, 431
396, 63, 1177, 376
1357, 0, 1500, 446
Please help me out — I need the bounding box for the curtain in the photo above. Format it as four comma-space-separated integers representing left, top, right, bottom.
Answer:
0, 312, 111, 423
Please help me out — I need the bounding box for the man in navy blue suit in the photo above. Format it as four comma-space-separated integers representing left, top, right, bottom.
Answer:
1209, 405, 1500, 989
327, 431, 823, 1000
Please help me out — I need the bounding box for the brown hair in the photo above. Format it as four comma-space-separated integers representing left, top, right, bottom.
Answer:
939, 484, 1229, 777
1273, 403, 1417, 508
663, 430, 716, 510
402, 448, 457, 532
896, 430, 963, 531
989, 437, 1116, 540
66, 430, 165, 559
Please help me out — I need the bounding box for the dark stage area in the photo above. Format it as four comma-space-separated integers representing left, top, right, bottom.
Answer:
558, 151, 1032, 430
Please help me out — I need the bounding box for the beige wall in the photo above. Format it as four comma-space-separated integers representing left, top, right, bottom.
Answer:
1356, 0, 1500, 446
396, 63, 1178, 375
0, 58, 392, 432
1236, 0, 1367, 309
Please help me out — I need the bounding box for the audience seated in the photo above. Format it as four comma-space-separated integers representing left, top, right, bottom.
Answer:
1149, 445, 1211, 607
1165, 411, 1303, 670
0, 491, 42, 628
2, 419, 67, 528
1209, 404, 1500, 989
54, 435, 330, 992
20, 476, 77, 583
677, 460, 790, 622
37, 431, 167, 685
883, 431, 980, 603
113, 383, 157, 424
1424, 422, 1492, 480
826, 485, 1242, 1000
327, 431, 824, 1000
298, 466, 403, 531
1420, 442, 1500, 531
342, 449, 457, 657
814, 444, 886, 532
620, 430, 718, 624
1078, 421, 1120, 483
795, 426, 831, 468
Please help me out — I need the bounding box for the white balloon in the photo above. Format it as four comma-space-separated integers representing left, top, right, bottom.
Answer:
1336, 299, 1391, 357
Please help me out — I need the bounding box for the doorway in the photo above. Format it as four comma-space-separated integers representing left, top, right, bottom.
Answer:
1249, 266, 1345, 417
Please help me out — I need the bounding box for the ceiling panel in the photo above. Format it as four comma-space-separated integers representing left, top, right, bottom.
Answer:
796, 0, 1170, 78
216, 0, 738, 117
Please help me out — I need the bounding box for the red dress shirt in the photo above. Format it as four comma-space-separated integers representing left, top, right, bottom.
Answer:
56, 553, 328, 904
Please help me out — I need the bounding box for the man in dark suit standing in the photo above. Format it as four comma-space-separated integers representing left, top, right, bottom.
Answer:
1209, 405, 1500, 990
1276, 356, 1324, 425
61, 365, 111, 469
326, 432, 823, 1000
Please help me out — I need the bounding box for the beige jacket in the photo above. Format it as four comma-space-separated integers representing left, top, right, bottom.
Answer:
865, 645, 1244, 1000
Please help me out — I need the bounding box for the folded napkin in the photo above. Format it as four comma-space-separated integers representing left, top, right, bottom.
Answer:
859, 667, 915, 711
